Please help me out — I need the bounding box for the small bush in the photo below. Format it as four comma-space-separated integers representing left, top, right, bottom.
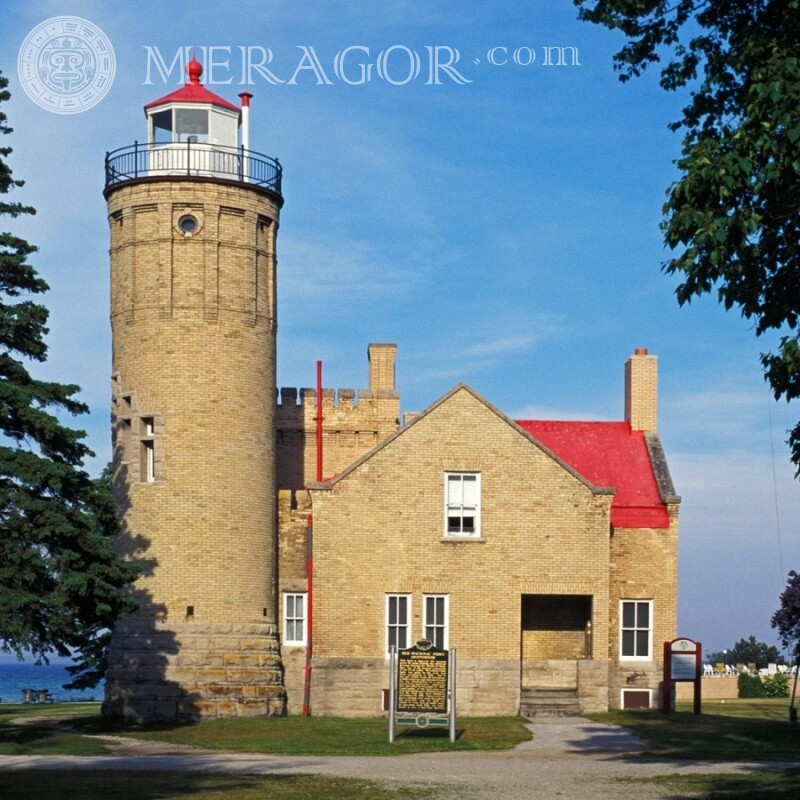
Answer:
738, 671, 766, 697
763, 672, 790, 698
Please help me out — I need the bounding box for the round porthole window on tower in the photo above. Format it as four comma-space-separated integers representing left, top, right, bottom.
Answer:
177, 214, 199, 235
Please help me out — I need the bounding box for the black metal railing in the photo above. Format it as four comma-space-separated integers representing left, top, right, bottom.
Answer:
104, 141, 282, 195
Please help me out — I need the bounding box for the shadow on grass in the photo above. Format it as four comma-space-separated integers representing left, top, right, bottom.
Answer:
643, 767, 800, 800
395, 726, 463, 741
0, 771, 422, 800
588, 707, 800, 762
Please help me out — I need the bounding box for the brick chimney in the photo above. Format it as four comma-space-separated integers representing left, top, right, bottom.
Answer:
625, 348, 658, 432
368, 343, 397, 394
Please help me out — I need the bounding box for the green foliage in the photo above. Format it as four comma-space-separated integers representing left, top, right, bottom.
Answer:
763, 671, 791, 697
0, 70, 138, 687
708, 635, 785, 669
772, 570, 800, 661
574, 0, 800, 471
739, 671, 767, 697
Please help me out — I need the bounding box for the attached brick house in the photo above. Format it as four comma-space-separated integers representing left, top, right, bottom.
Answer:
277, 347, 679, 716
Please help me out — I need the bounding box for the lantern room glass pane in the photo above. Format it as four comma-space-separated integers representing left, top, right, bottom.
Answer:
175, 109, 208, 143
152, 110, 172, 144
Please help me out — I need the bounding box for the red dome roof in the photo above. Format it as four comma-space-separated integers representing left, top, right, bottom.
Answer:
144, 57, 240, 114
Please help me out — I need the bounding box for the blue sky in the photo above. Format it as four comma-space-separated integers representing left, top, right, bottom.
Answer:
1, 0, 799, 658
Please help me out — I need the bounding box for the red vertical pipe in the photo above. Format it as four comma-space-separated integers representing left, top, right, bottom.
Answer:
316, 360, 323, 482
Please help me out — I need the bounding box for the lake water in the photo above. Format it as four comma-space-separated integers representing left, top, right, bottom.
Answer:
0, 661, 104, 704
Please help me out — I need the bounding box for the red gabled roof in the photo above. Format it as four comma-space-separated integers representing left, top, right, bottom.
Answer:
516, 420, 670, 529
144, 57, 241, 114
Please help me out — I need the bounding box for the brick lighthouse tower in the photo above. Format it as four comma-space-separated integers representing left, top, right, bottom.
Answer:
102, 58, 285, 721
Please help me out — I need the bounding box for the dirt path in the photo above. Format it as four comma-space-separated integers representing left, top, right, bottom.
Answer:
2, 716, 794, 799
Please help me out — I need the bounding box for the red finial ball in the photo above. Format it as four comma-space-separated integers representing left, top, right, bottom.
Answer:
187, 57, 203, 84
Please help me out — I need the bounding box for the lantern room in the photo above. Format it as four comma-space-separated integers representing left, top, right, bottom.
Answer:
104, 56, 280, 196
143, 57, 244, 148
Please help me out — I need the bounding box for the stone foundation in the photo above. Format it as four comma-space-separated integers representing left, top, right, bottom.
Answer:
102, 619, 286, 722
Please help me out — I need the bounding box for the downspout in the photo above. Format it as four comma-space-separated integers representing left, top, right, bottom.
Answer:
302, 514, 313, 716
316, 360, 323, 482
302, 361, 323, 716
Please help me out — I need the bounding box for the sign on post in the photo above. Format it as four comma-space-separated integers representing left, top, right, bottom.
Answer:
389, 639, 456, 742
662, 637, 702, 714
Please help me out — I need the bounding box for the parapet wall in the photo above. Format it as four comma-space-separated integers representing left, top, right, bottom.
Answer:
276, 386, 400, 489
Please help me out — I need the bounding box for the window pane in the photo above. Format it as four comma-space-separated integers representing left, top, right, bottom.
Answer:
398, 597, 407, 624
621, 630, 634, 657
153, 110, 172, 143
447, 475, 461, 504
636, 630, 649, 656
175, 109, 209, 142
622, 602, 635, 629
462, 475, 478, 504
636, 602, 649, 628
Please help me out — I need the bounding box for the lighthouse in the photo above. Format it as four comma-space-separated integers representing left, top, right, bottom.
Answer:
102, 58, 285, 721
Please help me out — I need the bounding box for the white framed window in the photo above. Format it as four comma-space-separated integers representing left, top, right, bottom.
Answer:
424, 594, 449, 650
620, 600, 653, 660
141, 440, 155, 483
283, 593, 307, 646
386, 594, 411, 654
140, 416, 155, 483
445, 472, 480, 536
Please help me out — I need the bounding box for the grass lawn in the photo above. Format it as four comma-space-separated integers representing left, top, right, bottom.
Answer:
0, 771, 458, 800
79, 712, 532, 756
588, 698, 800, 762
0, 702, 531, 756
593, 699, 800, 800
0, 703, 108, 756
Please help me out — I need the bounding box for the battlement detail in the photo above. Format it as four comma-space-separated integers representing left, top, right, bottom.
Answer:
275, 345, 401, 490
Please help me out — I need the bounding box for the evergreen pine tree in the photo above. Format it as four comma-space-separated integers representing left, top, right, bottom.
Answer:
0, 70, 138, 688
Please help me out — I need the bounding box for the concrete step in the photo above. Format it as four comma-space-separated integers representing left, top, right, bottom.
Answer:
520, 687, 581, 718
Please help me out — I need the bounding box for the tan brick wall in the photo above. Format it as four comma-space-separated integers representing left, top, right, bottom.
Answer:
607, 505, 678, 708
277, 381, 680, 716
677, 676, 738, 701
105, 177, 285, 720
276, 381, 400, 490
283, 386, 618, 715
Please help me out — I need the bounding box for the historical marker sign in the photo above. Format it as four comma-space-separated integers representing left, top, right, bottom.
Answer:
662, 637, 702, 714
396, 639, 449, 714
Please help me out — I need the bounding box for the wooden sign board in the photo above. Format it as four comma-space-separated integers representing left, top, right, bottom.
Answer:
662, 637, 702, 714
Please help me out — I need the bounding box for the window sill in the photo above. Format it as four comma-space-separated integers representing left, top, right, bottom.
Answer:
441, 535, 486, 543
